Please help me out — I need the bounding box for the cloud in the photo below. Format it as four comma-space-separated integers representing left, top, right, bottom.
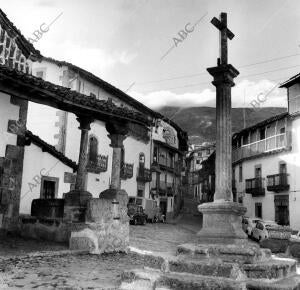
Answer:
129, 79, 287, 109
38, 41, 137, 77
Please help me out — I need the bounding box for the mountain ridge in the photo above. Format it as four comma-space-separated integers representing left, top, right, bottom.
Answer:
157, 106, 287, 144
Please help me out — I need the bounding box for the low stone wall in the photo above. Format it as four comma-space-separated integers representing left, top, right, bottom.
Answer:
69, 189, 129, 254
19, 215, 86, 243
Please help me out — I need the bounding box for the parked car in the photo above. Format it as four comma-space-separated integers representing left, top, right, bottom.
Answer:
127, 204, 147, 225
252, 220, 278, 241
290, 231, 300, 242
242, 217, 261, 236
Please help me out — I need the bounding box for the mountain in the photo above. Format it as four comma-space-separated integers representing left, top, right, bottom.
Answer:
158, 106, 287, 144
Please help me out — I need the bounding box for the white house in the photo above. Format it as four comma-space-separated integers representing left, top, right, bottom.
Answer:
30, 57, 188, 220
232, 73, 300, 230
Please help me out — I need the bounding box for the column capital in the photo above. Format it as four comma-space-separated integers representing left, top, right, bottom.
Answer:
76, 115, 94, 131
108, 134, 126, 148
106, 121, 128, 148
207, 64, 239, 87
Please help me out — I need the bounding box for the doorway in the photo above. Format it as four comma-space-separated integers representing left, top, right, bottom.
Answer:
274, 195, 289, 226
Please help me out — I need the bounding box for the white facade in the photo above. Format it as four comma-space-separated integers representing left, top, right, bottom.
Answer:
19, 142, 74, 214
232, 113, 300, 231
29, 58, 186, 219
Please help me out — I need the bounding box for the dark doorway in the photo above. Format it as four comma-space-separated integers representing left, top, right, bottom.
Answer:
160, 199, 167, 216
40, 177, 59, 199
274, 195, 289, 226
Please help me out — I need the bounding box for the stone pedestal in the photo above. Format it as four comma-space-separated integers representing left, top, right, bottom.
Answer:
63, 190, 92, 222
197, 201, 247, 244
69, 189, 129, 254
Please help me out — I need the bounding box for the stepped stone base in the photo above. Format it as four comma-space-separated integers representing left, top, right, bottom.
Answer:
120, 245, 300, 290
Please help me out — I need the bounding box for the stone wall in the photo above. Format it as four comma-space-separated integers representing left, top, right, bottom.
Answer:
70, 190, 129, 254
0, 96, 28, 231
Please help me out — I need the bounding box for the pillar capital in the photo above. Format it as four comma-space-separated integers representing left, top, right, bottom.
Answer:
207, 64, 239, 87
76, 115, 94, 131
108, 134, 126, 148
106, 121, 128, 148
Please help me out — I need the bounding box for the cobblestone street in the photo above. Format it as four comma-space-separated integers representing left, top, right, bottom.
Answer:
0, 218, 201, 289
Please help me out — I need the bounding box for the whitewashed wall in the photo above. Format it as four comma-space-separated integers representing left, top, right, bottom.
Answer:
234, 116, 300, 230
19, 143, 74, 214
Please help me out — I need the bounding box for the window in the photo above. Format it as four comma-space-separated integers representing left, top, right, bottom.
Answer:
198, 152, 202, 157
255, 165, 262, 178
239, 164, 243, 182
255, 203, 262, 218
89, 136, 98, 163
137, 189, 144, 197
139, 153, 145, 164
196, 159, 201, 164
259, 128, 265, 140
40, 177, 59, 199
36, 71, 44, 79
279, 162, 287, 174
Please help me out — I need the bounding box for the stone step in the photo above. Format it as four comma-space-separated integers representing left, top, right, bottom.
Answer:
121, 268, 246, 290
242, 258, 297, 280
177, 243, 272, 264
168, 258, 246, 279
246, 274, 300, 290
167, 257, 296, 281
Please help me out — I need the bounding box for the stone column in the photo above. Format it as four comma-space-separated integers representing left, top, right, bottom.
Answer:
197, 64, 247, 244
75, 116, 93, 191
105, 121, 128, 190
209, 65, 237, 202
64, 115, 94, 222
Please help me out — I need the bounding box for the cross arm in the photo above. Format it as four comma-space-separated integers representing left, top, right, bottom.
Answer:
211, 17, 235, 40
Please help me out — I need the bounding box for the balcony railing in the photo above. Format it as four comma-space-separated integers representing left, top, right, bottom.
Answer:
86, 154, 108, 174
245, 177, 265, 196
120, 163, 133, 180
136, 167, 152, 183
267, 173, 289, 192
233, 133, 290, 163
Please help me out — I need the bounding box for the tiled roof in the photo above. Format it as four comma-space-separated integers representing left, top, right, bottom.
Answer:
0, 9, 40, 58
0, 64, 151, 125
41, 56, 188, 138
279, 73, 300, 88
25, 130, 77, 170
232, 112, 289, 138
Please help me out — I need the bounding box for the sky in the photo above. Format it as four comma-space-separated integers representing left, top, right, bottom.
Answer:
2, 0, 300, 111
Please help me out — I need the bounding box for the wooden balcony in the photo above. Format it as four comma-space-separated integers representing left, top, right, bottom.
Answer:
136, 167, 152, 183
86, 154, 108, 174
245, 177, 265, 196
232, 132, 291, 163
267, 173, 289, 192
120, 163, 133, 180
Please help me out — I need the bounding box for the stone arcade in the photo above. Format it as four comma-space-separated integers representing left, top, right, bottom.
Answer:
120, 13, 300, 290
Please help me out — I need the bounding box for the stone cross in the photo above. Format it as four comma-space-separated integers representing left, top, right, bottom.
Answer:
211, 12, 234, 65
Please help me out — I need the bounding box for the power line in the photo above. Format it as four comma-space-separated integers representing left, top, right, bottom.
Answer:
138, 65, 300, 93
134, 53, 300, 86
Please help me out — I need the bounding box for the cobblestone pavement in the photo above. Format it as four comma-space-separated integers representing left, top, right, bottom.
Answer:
129, 222, 198, 253
0, 222, 198, 289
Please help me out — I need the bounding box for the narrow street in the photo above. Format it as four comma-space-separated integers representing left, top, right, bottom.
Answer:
0, 216, 201, 289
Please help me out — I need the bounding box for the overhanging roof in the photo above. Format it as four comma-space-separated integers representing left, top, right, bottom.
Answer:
279, 73, 300, 88
40, 56, 188, 139
0, 64, 150, 126
25, 130, 77, 170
